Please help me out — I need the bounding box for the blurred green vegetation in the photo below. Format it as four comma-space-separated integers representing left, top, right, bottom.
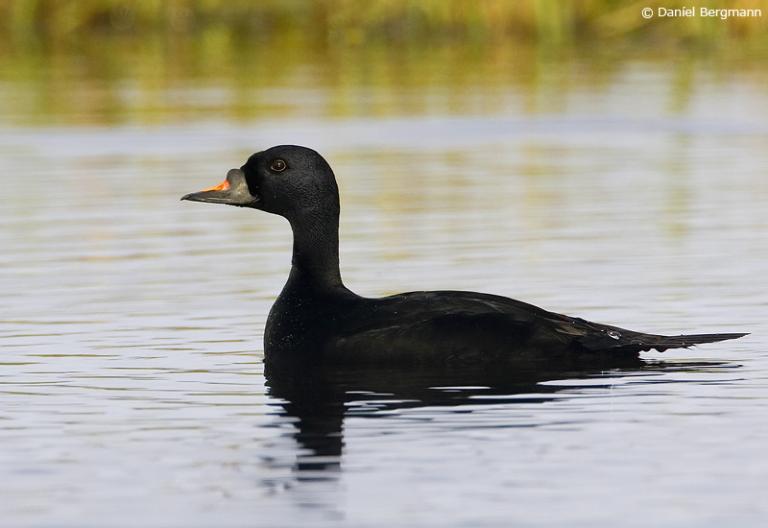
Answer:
0, 0, 766, 126
1, 0, 767, 50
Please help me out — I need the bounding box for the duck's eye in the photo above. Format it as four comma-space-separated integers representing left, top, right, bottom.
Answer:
270, 159, 287, 173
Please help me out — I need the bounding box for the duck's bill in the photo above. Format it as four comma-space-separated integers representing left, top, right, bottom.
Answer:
181, 168, 260, 207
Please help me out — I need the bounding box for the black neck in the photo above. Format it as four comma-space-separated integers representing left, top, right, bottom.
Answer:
288, 207, 344, 291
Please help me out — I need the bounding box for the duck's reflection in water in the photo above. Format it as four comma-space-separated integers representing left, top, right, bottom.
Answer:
263, 356, 736, 482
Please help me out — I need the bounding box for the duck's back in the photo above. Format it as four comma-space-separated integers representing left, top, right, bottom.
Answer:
321, 290, 602, 364
277, 289, 738, 366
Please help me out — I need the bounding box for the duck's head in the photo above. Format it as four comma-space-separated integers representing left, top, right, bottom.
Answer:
181, 145, 339, 221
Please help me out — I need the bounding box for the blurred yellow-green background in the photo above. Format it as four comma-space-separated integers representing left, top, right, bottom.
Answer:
3, 0, 767, 45
1, 0, 766, 125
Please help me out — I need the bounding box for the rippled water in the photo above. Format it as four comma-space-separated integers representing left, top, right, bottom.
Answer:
1, 48, 767, 527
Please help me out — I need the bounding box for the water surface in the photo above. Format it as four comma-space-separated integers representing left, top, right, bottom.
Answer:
1, 46, 767, 527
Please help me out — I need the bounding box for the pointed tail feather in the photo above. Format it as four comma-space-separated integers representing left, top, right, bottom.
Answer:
642, 332, 748, 352
574, 326, 748, 354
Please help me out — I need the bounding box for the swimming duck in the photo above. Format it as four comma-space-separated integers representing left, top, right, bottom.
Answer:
182, 145, 746, 366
